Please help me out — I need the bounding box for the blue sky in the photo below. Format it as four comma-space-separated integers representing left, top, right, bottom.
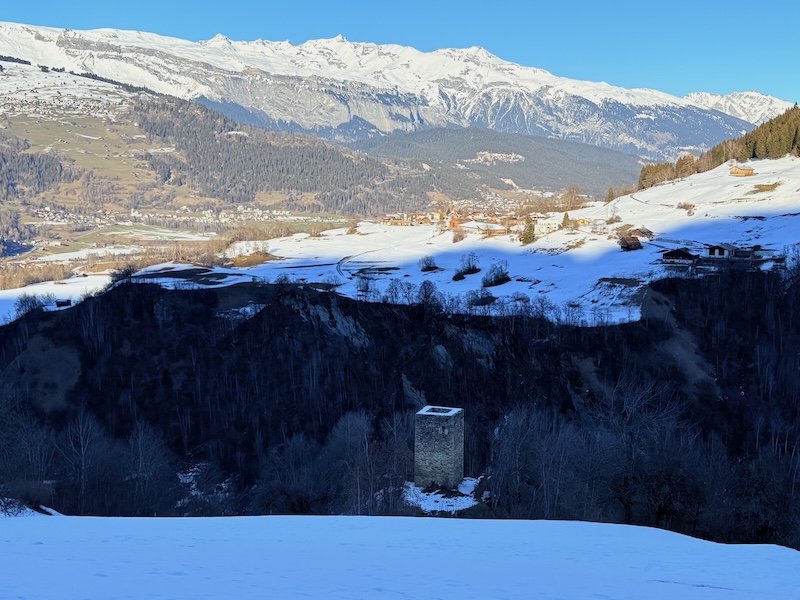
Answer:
4, 1, 798, 103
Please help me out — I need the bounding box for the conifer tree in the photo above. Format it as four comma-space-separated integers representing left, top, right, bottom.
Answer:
520, 214, 536, 245
675, 154, 697, 179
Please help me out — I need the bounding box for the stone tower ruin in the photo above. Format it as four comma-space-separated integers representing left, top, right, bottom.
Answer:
414, 405, 464, 489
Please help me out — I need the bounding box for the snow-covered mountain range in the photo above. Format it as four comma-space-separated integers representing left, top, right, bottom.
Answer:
684, 91, 793, 126
0, 22, 793, 161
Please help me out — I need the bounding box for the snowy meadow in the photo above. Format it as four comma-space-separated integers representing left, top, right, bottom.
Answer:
2, 514, 799, 599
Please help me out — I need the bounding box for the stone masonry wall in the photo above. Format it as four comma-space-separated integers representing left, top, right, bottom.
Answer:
414, 406, 464, 489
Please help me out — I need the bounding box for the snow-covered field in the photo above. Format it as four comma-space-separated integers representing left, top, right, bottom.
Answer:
1, 514, 797, 599
1, 157, 798, 326
34, 247, 142, 263
0, 274, 110, 324
142, 156, 800, 323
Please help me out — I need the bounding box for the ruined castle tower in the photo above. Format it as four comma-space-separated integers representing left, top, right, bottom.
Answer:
414, 405, 464, 489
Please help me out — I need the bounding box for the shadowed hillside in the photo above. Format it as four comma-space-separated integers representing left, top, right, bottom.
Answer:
1, 269, 799, 547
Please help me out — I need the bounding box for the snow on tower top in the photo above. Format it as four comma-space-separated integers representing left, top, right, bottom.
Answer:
417, 405, 462, 417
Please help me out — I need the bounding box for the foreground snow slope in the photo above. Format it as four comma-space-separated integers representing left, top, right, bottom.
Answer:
1, 515, 797, 599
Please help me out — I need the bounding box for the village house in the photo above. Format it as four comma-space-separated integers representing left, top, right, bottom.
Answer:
628, 227, 654, 240
534, 217, 562, 235
380, 213, 411, 226
706, 243, 740, 259
590, 219, 608, 234
381, 212, 441, 226
733, 248, 756, 260
753, 247, 776, 259
662, 248, 698, 265
619, 236, 643, 251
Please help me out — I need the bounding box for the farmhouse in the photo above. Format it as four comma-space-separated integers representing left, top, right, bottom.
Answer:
707, 243, 739, 259
730, 165, 755, 177
662, 248, 698, 265
629, 227, 654, 240
619, 236, 642, 251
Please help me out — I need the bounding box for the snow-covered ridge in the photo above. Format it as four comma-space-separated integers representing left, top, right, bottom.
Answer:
685, 91, 794, 125
0, 22, 683, 106
0, 22, 787, 160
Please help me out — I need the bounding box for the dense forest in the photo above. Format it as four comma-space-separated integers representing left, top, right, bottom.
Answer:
1, 266, 799, 547
0, 131, 72, 254
0, 210, 34, 244
132, 98, 435, 214
638, 104, 800, 189
0, 131, 74, 202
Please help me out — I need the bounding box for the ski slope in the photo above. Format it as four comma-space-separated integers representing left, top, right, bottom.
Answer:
1, 514, 797, 599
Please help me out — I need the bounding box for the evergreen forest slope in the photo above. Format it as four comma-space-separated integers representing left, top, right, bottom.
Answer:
132, 97, 435, 214
349, 128, 641, 197
639, 105, 800, 189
